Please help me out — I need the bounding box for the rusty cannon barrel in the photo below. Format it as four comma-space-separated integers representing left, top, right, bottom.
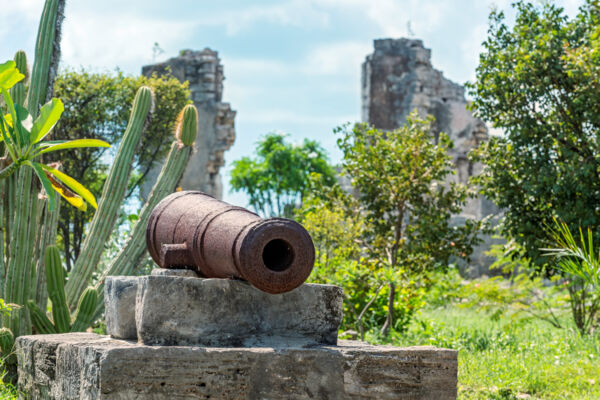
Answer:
146, 191, 315, 294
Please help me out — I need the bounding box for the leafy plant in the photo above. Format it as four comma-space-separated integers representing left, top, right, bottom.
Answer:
468, 0, 600, 267
543, 220, 600, 335
335, 113, 483, 336
230, 132, 336, 217
0, 61, 109, 211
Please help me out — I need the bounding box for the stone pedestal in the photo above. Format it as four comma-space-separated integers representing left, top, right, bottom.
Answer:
17, 271, 458, 399
17, 333, 457, 400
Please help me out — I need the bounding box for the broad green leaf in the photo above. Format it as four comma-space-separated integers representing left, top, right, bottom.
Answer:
40, 164, 97, 209
38, 139, 110, 155
1, 88, 22, 148
0, 60, 25, 90
31, 98, 64, 143
25, 161, 56, 212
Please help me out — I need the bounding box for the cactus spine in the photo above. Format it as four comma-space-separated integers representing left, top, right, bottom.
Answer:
93, 104, 199, 318
64, 86, 155, 309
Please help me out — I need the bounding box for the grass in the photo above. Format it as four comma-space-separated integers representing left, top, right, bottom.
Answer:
0, 371, 17, 400
375, 305, 600, 399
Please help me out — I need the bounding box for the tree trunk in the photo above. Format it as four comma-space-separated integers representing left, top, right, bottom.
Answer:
380, 281, 395, 337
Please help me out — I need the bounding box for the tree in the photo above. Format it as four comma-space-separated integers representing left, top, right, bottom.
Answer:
49, 69, 190, 269
468, 0, 600, 267
230, 132, 336, 217
301, 112, 482, 337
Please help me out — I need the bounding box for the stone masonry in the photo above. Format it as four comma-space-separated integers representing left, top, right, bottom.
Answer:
141, 49, 236, 199
17, 270, 458, 399
362, 38, 501, 274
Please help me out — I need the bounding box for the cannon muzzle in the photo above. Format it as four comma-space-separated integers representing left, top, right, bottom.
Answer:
146, 191, 315, 294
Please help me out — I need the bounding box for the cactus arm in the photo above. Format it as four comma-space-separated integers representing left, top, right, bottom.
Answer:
3, 170, 38, 336
32, 201, 60, 308
70, 287, 97, 332
65, 87, 154, 309
10, 51, 28, 107
92, 105, 198, 319
26, 0, 65, 117
26, 301, 57, 334
43, 246, 70, 333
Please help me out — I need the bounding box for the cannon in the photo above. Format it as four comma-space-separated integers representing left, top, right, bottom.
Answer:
146, 191, 315, 294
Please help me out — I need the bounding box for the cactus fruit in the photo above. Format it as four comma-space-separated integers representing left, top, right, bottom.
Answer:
70, 287, 97, 332
65, 86, 155, 309
44, 246, 70, 332
175, 104, 198, 146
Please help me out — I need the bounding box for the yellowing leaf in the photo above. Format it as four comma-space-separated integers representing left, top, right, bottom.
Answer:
40, 164, 97, 209
44, 171, 87, 212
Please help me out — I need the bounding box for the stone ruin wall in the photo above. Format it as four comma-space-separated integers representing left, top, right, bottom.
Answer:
141, 49, 236, 199
362, 38, 501, 275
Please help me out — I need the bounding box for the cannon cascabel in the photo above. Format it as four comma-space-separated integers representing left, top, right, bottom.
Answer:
146, 191, 315, 294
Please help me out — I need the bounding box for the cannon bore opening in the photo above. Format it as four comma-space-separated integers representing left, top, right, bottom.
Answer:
262, 239, 294, 272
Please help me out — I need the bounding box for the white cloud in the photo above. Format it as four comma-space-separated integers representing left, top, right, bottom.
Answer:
60, 13, 193, 71
303, 41, 371, 76
216, 0, 330, 36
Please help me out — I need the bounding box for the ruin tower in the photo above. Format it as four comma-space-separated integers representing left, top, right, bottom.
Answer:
141, 49, 236, 199
362, 38, 500, 273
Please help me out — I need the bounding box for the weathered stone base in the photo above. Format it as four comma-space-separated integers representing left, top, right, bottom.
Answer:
16, 333, 457, 400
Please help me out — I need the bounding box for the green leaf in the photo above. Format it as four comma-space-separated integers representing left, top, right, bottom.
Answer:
37, 139, 110, 155
25, 161, 57, 211
30, 98, 64, 144
0, 60, 25, 90
40, 164, 97, 209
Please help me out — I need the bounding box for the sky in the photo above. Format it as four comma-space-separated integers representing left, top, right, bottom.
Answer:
1, 0, 584, 206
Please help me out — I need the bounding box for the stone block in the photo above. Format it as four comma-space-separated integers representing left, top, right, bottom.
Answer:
104, 276, 138, 340
16, 333, 458, 400
135, 276, 343, 346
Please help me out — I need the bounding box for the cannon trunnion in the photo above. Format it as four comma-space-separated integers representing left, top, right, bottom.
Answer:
146, 191, 315, 294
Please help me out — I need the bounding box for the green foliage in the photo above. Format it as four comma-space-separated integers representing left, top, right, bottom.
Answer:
51, 69, 190, 268
468, 0, 600, 267
387, 305, 600, 399
230, 132, 337, 217
300, 112, 482, 337
544, 220, 600, 335
0, 61, 109, 211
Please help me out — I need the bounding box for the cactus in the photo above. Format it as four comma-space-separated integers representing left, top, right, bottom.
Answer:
26, 301, 56, 334
70, 287, 97, 332
28, 245, 98, 334
44, 246, 70, 332
10, 51, 27, 107
2, 0, 65, 341
1, 0, 197, 358
64, 86, 155, 309
93, 104, 199, 318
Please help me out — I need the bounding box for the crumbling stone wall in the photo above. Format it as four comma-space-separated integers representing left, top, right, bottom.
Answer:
362, 38, 501, 274
141, 49, 236, 199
